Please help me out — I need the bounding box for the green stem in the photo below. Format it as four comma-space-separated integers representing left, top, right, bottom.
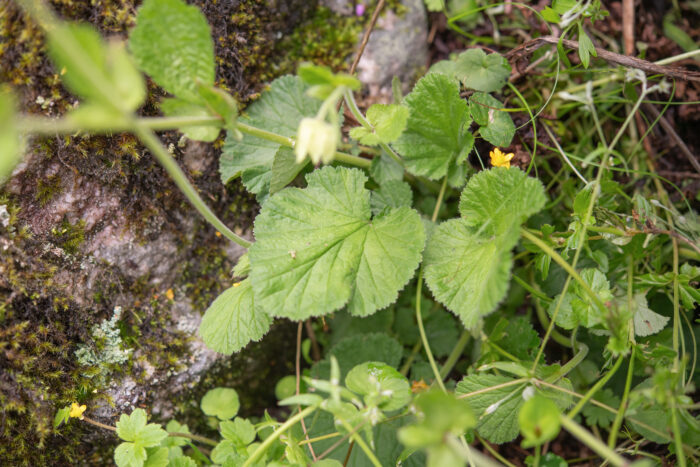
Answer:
400, 341, 422, 376
608, 350, 634, 449
18, 115, 372, 170
415, 176, 450, 391
337, 418, 381, 467
520, 229, 606, 311
243, 405, 318, 467
415, 269, 447, 392
440, 331, 469, 379
168, 432, 218, 447
559, 416, 629, 467
671, 401, 687, 467
133, 125, 252, 248
567, 355, 623, 418
343, 90, 403, 166
533, 444, 541, 467
545, 342, 589, 383
457, 378, 527, 400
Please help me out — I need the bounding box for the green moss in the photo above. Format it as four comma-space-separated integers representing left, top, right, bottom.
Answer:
51, 218, 86, 255
272, 6, 364, 74
35, 174, 62, 206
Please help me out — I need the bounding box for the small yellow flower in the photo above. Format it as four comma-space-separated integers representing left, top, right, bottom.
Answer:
165, 288, 175, 301
489, 148, 515, 168
69, 402, 86, 420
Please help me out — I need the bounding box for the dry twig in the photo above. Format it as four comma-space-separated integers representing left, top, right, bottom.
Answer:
506, 36, 700, 82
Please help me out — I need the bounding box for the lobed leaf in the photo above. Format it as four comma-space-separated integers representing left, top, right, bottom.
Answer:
469, 92, 515, 147
453, 49, 511, 93
425, 168, 546, 327
349, 104, 409, 146
393, 73, 472, 180
220, 76, 320, 198
456, 374, 572, 444
199, 279, 272, 355
458, 167, 547, 237
249, 167, 425, 320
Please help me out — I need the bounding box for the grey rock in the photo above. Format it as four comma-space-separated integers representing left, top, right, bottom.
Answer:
354, 0, 429, 97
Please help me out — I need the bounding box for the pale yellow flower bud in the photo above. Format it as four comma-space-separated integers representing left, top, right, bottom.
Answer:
295, 117, 339, 165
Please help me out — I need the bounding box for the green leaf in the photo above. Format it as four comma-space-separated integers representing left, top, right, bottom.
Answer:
453, 49, 511, 93
169, 457, 197, 467
279, 394, 323, 406
425, 219, 513, 328
201, 387, 240, 420
53, 406, 71, 429
552, 0, 578, 14
491, 316, 541, 360
469, 92, 515, 147
370, 180, 413, 215
370, 153, 404, 185
220, 418, 256, 446
398, 390, 475, 449
349, 104, 409, 145
313, 460, 344, 467
143, 447, 169, 467
456, 374, 572, 444
571, 268, 612, 328
199, 279, 272, 355
197, 84, 239, 129
582, 388, 620, 429
424, 309, 460, 358
269, 147, 308, 194
345, 362, 411, 411
220, 76, 320, 197
577, 24, 597, 69
393, 73, 471, 180
115, 442, 147, 467
0, 89, 20, 184
458, 167, 547, 237
163, 420, 189, 447
48, 25, 145, 112
518, 395, 561, 447
249, 167, 425, 320
312, 333, 404, 380
527, 453, 567, 467
211, 441, 243, 464
631, 293, 669, 337
129, 0, 214, 103
297, 63, 360, 96
116, 409, 167, 447
161, 98, 220, 142
423, 0, 445, 12
541, 7, 561, 23
425, 168, 546, 327
232, 253, 250, 278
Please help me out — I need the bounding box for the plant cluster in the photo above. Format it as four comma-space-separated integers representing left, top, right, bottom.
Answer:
1, 0, 698, 466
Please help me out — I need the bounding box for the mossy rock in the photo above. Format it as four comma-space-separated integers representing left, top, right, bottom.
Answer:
0, 0, 369, 464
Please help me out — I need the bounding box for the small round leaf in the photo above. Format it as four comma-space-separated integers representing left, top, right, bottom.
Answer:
518, 395, 561, 447
201, 387, 240, 420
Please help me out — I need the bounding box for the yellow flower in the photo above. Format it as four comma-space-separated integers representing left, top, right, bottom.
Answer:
69, 402, 86, 419
489, 148, 515, 168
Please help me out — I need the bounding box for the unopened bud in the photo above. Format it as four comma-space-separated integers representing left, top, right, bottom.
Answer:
295, 117, 339, 165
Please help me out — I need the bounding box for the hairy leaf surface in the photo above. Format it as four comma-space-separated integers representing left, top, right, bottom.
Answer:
456, 374, 572, 444
220, 76, 320, 198
425, 168, 546, 326
393, 73, 471, 180
250, 167, 425, 320
199, 280, 272, 355
130, 0, 214, 103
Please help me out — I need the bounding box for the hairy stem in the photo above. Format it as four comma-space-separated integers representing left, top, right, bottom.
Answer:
133, 124, 252, 248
